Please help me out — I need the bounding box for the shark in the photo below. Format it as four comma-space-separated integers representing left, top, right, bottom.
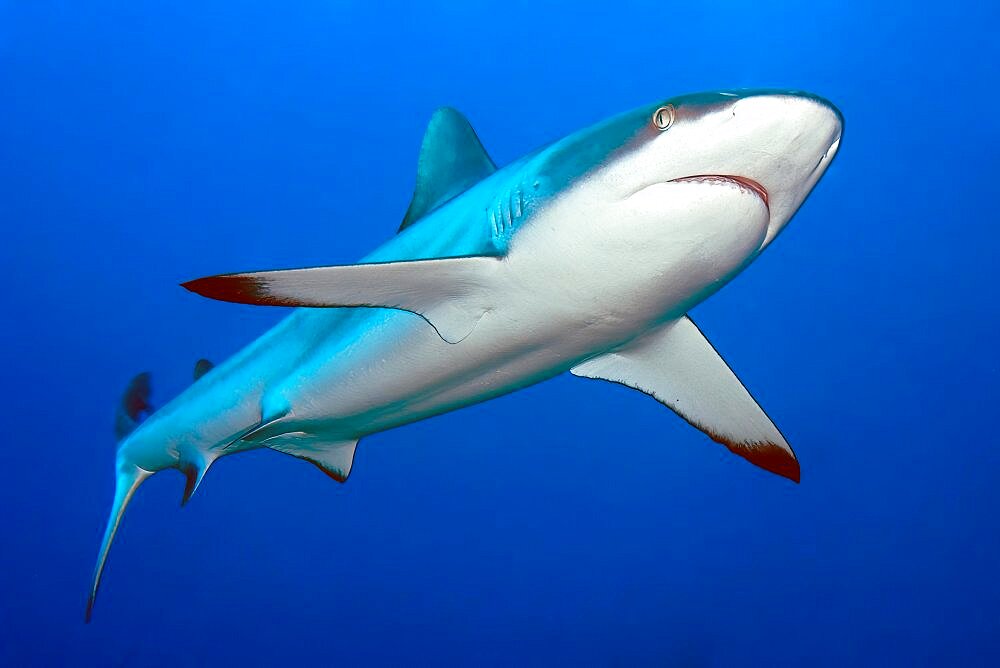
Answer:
87, 89, 843, 621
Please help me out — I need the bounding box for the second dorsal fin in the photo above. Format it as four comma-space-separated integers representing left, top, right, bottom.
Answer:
193, 358, 214, 381
399, 107, 496, 231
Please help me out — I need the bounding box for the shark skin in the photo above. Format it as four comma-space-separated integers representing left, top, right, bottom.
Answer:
88, 90, 843, 621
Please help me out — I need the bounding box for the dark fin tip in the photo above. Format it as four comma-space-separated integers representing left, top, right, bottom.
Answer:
180, 483, 195, 507
180, 463, 200, 506
708, 430, 800, 483
182, 275, 277, 306
734, 441, 800, 483
307, 457, 348, 483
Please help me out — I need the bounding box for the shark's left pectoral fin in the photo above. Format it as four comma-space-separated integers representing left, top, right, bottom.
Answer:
183, 256, 505, 344
571, 316, 799, 482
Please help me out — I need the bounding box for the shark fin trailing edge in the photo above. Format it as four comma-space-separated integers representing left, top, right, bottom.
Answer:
571, 316, 799, 482
400, 107, 496, 231
182, 255, 504, 344
86, 465, 153, 623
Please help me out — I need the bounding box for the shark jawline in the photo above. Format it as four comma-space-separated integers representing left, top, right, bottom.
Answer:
669, 175, 770, 210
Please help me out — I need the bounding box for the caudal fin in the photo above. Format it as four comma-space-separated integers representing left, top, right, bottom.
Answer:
114, 372, 153, 441
86, 464, 151, 623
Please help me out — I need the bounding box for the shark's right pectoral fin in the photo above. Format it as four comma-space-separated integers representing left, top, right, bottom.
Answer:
182, 256, 504, 344
571, 316, 799, 482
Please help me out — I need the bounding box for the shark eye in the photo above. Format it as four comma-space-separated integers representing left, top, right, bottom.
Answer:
652, 105, 675, 130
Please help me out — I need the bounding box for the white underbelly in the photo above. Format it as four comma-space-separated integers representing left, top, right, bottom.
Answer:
262, 297, 636, 439
262, 176, 770, 440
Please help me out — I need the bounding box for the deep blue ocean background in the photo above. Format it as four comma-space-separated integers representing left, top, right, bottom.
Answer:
2, 1, 998, 665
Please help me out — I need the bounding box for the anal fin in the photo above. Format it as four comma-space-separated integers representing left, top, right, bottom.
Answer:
571, 316, 799, 482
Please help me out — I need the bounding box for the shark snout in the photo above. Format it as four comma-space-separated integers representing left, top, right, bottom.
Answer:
725, 92, 843, 249
790, 93, 843, 174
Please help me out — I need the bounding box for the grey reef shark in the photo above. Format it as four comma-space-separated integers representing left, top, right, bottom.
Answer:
88, 89, 843, 621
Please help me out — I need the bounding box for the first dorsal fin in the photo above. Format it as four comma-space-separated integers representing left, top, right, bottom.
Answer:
399, 107, 496, 231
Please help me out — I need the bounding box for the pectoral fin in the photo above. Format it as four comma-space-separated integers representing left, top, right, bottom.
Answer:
571, 316, 799, 482
182, 256, 504, 343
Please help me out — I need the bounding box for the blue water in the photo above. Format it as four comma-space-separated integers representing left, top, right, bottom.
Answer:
2, 1, 998, 665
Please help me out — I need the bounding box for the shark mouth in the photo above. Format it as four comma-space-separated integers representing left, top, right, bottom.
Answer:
669, 175, 769, 210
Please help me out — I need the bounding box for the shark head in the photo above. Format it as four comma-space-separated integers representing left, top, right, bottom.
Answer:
651, 90, 843, 249
516, 89, 842, 317
554, 89, 843, 253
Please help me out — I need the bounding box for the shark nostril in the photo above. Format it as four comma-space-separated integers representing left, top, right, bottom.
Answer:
813, 134, 841, 173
